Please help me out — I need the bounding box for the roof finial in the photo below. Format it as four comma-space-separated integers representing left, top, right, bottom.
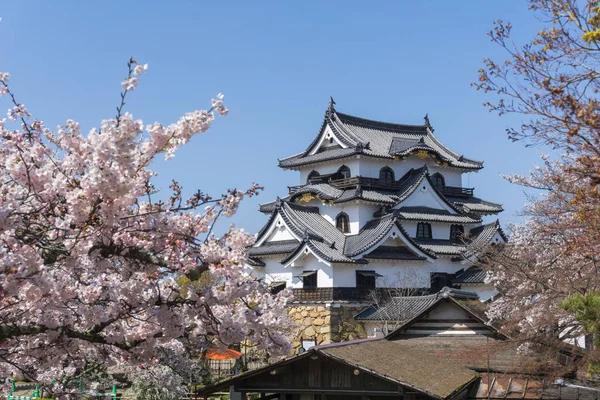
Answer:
326, 96, 336, 118
424, 113, 434, 132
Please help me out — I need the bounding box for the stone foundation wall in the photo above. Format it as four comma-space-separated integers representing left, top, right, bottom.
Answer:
288, 303, 367, 353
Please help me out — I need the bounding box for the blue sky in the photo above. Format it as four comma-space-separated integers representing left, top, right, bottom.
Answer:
0, 1, 545, 236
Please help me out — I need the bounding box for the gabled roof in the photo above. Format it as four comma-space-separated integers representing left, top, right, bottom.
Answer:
197, 337, 595, 400
385, 287, 498, 339
344, 212, 436, 260
279, 104, 483, 170
463, 220, 507, 258
354, 292, 441, 321
250, 197, 505, 265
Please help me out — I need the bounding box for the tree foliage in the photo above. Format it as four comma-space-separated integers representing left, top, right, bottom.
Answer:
476, 0, 600, 372
0, 59, 293, 394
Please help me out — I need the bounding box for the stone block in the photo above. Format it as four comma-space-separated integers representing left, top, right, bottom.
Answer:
303, 326, 316, 337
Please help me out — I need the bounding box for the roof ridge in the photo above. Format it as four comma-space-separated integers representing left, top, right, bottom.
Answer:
335, 111, 428, 133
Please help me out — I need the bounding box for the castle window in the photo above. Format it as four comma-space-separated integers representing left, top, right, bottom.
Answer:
329, 137, 334, 144
416, 222, 432, 239
338, 165, 351, 179
379, 167, 395, 184
307, 170, 320, 183
336, 212, 350, 233
298, 271, 317, 288
356, 270, 382, 289
268, 281, 287, 295
432, 173, 445, 188
450, 224, 464, 240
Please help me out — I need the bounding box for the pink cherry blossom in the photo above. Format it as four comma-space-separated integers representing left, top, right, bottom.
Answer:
0, 59, 293, 395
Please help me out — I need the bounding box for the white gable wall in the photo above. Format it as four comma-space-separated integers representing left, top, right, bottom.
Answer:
317, 202, 380, 234
308, 125, 346, 155
396, 178, 455, 212
266, 225, 296, 242
404, 301, 491, 336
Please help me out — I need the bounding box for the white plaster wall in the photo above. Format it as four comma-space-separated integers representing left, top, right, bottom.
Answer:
317, 203, 363, 234
263, 254, 334, 289
402, 221, 452, 240
261, 258, 293, 287
297, 157, 469, 188
298, 159, 361, 183
351, 157, 465, 187
364, 322, 386, 338
459, 284, 498, 302
259, 256, 468, 290
330, 259, 462, 288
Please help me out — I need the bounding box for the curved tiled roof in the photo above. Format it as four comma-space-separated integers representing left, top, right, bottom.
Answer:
453, 267, 487, 284
447, 195, 504, 215
250, 198, 503, 265
363, 246, 427, 260
247, 240, 300, 256
289, 183, 344, 200
279, 107, 483, 170
355, 287, 480, 322
345, 214, 397, 257
354, 293, 439, 321
414, 238, 467, 256
396, 206, 481, 224
463, 220, 507, 258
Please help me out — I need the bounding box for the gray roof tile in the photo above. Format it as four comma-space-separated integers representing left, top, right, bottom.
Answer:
453, 267, 487, 284
354, 293, 440, 321
247, 240, 300, 256
397, 206, 482, 224
414, 238, 467, 255
279, 108, 483, 170
363, 245, 426, 260
447, 196, 503, 215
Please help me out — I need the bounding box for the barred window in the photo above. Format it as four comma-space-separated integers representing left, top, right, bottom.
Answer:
416, 222, 432, 239
336, 212, 350, 233
450, 224, 464, 240
379, 167, 395, 183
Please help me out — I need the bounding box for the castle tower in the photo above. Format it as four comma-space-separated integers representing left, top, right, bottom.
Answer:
247, 101, 505, 347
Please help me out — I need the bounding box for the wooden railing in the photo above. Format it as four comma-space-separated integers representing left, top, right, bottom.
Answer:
290, 177, 474, 198
441, 185, 474, 198
291, 287, 428, 302
329, 176, 402, 189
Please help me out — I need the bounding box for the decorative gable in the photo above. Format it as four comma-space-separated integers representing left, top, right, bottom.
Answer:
385, 288, 498, 339
394, 175, 458, 213
403, 301, 492, 336
308, 124, 348, 155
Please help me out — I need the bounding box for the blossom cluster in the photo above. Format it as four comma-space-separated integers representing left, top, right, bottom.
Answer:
0, 61, 293, 393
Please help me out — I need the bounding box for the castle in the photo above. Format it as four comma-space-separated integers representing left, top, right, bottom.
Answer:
247, 100, 505, 348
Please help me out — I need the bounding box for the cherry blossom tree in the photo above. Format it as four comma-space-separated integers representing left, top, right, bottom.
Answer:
475, 0, 600, 372
0, 58, 293, 395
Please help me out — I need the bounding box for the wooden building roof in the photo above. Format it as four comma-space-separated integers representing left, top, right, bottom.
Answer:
196, 288, 598, 400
